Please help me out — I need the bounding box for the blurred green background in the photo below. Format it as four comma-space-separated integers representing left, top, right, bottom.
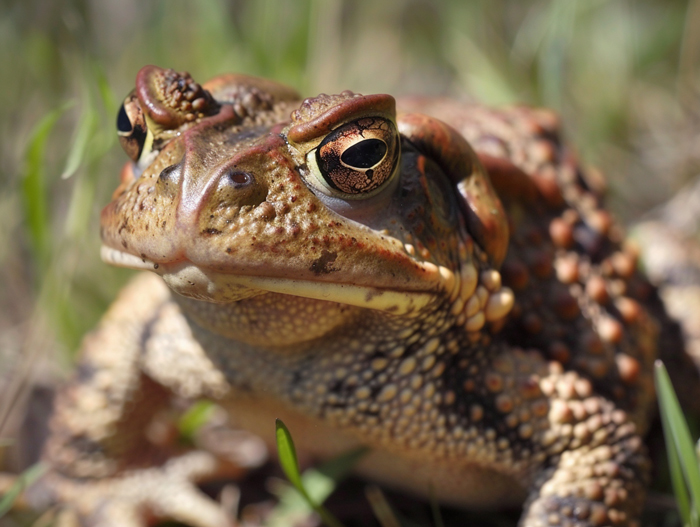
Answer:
0, 0, 698, 507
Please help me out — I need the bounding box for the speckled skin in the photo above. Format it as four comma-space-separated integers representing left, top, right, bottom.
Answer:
36, 66, 685, 527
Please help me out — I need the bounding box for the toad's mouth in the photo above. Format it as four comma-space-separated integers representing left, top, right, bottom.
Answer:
101, 245, 439, 315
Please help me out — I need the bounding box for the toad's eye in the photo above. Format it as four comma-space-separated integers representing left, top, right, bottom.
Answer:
306, 117, 399, 198
117, 93, 149, 162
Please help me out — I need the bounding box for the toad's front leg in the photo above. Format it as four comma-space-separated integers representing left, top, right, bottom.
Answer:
32, 273, 236, 527
499, 350, 649, 527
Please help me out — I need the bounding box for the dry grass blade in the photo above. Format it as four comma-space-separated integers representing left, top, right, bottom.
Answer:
0, 463, 47, 518
365, 485, 401, 527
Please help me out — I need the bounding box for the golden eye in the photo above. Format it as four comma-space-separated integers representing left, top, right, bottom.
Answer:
116, 93, 150, 162
306, 117, 399, 197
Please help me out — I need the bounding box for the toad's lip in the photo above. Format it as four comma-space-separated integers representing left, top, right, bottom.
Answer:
101, 245, 439, 315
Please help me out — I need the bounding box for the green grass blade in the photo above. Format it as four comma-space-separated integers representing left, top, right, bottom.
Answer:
21, 101, 74, 269
91, 62, 119, 154
177, 400, 216, 442
275, 418, 345, 527
662, 404, 692, 526
655, 361, 700, 524
296, 447, 367, 506
268, 445, 366, 526
656, 361, 700, 497
61, 105, 95, 180
0, 463, 47, 518
275, 418, 306, 498
93, 62, 118, 117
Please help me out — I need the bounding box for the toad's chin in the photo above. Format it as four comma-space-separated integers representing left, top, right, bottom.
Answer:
101, 244, 436, 314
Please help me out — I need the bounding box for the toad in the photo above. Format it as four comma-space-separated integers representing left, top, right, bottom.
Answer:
36, 66, 687, 526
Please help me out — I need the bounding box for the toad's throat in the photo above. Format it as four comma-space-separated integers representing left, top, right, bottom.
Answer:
101, 245, 436, 314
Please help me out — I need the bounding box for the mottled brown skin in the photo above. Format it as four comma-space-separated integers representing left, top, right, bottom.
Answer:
36, 66, 686, 527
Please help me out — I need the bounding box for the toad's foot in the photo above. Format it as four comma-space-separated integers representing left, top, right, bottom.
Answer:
520, 374, 648, 527
32, 451, 235, 527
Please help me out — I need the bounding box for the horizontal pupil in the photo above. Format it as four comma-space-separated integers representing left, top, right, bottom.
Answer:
340, 139, 387, 169
117, 104, 132, 133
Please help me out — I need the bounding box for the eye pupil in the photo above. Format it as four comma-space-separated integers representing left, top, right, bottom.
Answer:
340, 139, 387, 169
117, 103, 132, 133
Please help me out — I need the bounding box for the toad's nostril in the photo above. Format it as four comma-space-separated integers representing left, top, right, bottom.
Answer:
211, 166, 267, 210
228, 170, 254, 188
159, 164, 180, 182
